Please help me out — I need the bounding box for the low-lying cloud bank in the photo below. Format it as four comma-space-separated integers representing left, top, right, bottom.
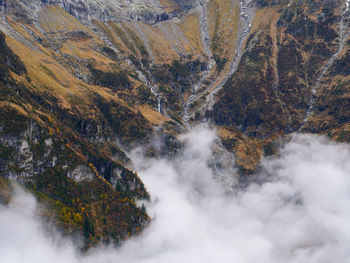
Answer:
1, 126, 350, 263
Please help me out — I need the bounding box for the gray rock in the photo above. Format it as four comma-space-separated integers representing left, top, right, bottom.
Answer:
110, 168, 122, 188
1, 0, 200, 24
67, 165, 95, 182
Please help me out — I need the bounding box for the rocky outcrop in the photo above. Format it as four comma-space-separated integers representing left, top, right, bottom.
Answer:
0, 30, 26, 81
0, 105, 150, 247
67, 165, 94, 182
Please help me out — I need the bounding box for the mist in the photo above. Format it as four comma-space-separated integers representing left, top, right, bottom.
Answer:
1, 126, 350, 263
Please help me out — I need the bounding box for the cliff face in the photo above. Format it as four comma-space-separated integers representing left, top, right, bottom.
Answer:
1, 0, 199, 23
1, 0, 350, 247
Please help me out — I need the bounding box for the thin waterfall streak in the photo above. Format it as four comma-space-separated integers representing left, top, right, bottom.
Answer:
205, 0, 254, 112
300, 0, 350, 128
182, 0, 215, 128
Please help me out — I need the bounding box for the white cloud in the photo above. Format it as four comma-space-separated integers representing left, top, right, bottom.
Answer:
1, 128, 350, 263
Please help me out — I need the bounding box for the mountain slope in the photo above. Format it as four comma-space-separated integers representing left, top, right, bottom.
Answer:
1, 0, 350, 246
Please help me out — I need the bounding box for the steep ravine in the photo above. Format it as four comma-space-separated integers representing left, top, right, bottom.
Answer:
301, 0, 350, 128
183, 0, 256, 124
205, 0, 255, 111
182, 0, 214, 127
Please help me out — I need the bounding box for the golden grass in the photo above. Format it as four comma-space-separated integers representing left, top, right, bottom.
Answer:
0, 102, 29, 116
5, 11, 144, 116
109, 22, 138, 55
5, 31, 125, 118
206, 0, 240, 88
38, 6, 85, 33
158, 0, 178, 12
6, 16, 33, 42
60, 38, 119, 72
218, 127, 263, 171
178, 13, 204, 55
137, 105, 170, 125
133, 22, 179, 64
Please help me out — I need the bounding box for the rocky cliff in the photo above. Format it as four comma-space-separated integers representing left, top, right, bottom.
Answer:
1, 0, 199, 23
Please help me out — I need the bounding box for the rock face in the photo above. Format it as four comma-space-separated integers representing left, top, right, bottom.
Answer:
67, 165, 94, 182
1, 0, 350, 247
0, 105, 150, 248
1, 0, 200, 23
0, 30, 26, 78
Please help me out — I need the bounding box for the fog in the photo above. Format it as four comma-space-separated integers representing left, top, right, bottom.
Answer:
1, 126, 350, 263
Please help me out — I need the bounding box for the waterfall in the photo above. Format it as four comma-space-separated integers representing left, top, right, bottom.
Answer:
182, 0, 215, 128
205, 0, 254, 112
